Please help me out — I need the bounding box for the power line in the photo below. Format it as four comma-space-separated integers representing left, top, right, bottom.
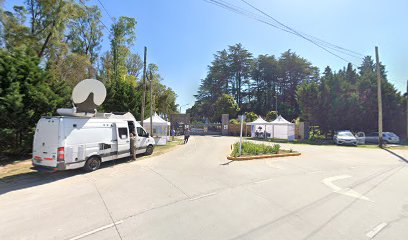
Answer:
78, 0, 111, 33
96, 0, 115, 23
204, 0, 362, 66
240, 0, 363, 57
238, 0, 360, 65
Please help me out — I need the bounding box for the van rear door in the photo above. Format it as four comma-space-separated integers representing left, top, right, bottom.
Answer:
32, 117, 60, 168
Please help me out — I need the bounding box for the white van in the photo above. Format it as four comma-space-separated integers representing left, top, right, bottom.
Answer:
32, 112, 155, 172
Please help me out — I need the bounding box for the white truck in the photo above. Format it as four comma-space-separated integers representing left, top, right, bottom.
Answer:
32, 112, 155, 172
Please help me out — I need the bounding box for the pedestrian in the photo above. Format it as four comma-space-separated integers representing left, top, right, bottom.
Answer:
184, 128, 190, 144
130, 132, 137, 160
171, 128, 176, 141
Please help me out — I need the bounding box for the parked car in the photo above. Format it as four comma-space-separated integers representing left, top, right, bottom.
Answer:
355, 132, 366, 145
365, 132, 400, 144
333, 131, 358, 146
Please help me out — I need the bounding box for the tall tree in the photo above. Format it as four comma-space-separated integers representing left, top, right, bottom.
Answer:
110, 16, 136, 82
66, 3, 103, 64
227, 43, 253, 106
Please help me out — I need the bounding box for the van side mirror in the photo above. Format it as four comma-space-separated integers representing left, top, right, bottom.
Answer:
146, 133, 149, 137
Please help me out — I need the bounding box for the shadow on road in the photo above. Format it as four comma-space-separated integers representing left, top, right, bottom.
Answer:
0, 156, 142, 195
383, 148, 408, 164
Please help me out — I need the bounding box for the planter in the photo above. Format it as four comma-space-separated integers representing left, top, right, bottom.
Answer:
227, 152, 301, 161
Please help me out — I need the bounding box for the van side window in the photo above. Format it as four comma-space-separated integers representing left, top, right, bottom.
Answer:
137, 127, 146, 137
118, 127, 128, 139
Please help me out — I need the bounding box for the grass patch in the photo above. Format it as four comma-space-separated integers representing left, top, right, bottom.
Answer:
0, 137, 184, 180
149, 137, 184, 157
231, 141, 284, 157
0, 159, 34, 179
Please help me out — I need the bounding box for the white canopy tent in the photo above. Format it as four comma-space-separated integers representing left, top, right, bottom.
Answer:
246, 116, 269, 138
246, 115, 295, 141
142, 113, 171, 145
267, 115, 295, 141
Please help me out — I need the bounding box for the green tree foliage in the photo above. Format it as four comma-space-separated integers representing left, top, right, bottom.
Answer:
245, 111, 257, 122
297, 58, 405, 136
265, 111, 278, 121
213, 94, 240, 122
49, 53, 93, 86
66, 4, 103, 64
110, 16, 136, 82
191, 44, 318, 121
192, 43, 405, 137
0, 49, 70, 153
0, 1, 177, 155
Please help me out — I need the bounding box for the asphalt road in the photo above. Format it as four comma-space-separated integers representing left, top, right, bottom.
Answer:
1, 136, 408, 240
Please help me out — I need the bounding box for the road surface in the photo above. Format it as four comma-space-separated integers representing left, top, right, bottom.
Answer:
1, 136, 408, 240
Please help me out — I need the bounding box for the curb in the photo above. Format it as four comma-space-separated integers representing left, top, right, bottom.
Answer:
227, 152, 301, 161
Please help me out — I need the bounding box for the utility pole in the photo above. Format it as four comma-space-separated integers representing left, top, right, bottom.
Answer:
406, 80, 408, 140
149, 70, 153, 136
239, 114, 244, 156
375, 46, 383, 147
275, 85, 278, 113
141, 47, 147, 127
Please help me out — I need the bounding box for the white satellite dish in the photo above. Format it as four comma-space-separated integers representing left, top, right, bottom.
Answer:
72, 79, 106, 106
57, 79, 106, 117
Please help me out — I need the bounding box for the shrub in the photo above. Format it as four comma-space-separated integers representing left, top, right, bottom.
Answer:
231, 141, 281, 157
245, 112, 258, 122
229, 119, 240, 124
266, 111, 278, 121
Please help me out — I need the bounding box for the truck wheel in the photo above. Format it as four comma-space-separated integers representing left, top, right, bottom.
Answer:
84, 156, 101, 172
145, 145, 154, 155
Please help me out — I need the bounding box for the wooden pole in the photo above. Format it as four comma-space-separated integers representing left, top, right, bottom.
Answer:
141, 47, 147, 127
239, 115, 244, 156
150, 70, 153, 136
406, 80, 408, 140
375, 46, 383, 147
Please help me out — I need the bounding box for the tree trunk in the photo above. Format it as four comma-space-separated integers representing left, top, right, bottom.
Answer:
38, 21, 55, 58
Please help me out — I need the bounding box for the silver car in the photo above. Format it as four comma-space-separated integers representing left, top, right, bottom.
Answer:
365, 132, 400, 144
333, 131, 358, 146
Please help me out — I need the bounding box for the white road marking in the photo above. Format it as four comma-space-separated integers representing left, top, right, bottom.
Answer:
322, 175, 373, 202
254, 178, 274, 184
68, 220, 124, 240
366, 222, 388, 238
189, 192, 217, 201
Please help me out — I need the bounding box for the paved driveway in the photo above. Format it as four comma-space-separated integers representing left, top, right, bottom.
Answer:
1, 136, 408, 240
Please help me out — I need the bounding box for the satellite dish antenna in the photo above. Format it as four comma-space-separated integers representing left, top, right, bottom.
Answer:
72, 79, 106, 113
57, 79, 106, 117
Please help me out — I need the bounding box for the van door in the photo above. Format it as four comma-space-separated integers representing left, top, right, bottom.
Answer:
32, 118, 60, 168
136, 127, 148, 153
114, 122, 130, 158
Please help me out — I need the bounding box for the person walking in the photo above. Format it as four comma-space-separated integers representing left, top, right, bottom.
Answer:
171, 128, 176, 141
130, 132, 137, 160
184, 128, 190, 144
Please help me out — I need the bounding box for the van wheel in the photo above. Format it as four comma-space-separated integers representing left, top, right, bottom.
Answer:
84, 156, 101, 172
145, 145, 154, 155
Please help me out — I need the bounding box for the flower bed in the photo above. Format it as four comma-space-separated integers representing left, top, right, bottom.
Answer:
228, 141, 300, 160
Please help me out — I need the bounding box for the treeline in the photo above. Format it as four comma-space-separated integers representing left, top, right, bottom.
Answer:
189, 43, 406, 137
0, 0, 177, 154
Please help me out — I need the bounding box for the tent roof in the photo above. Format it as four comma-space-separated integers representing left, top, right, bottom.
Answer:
246, 116, 269, 125
142, 113, 170, 126
271, 115, 292, 125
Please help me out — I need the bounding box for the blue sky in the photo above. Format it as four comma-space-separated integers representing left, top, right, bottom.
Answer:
4, 0, 408, 112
